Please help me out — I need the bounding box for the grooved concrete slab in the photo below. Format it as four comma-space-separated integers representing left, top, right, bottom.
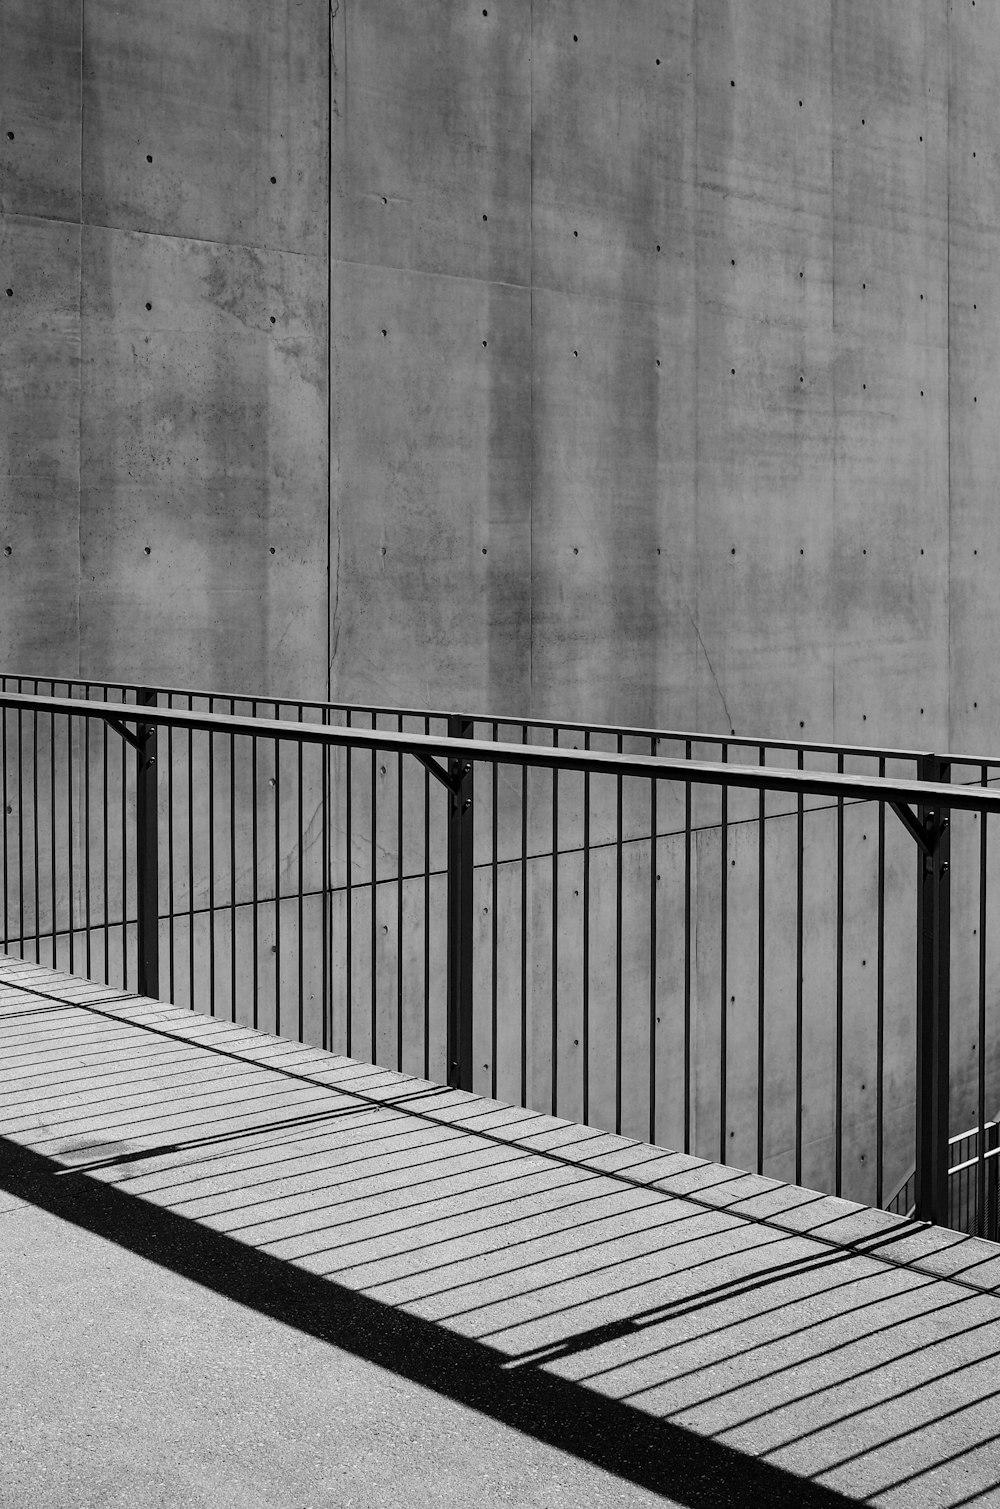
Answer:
3, 954, 1000, 1508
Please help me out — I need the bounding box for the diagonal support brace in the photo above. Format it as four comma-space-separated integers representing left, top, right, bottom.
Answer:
104, 714, 143, 751
413, 750, 463, 793
891, 800, 933, 854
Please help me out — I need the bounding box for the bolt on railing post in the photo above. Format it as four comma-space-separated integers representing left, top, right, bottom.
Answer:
447, 715, 474, 1091
136, 688, 159, 999
915, 753, 950, 1227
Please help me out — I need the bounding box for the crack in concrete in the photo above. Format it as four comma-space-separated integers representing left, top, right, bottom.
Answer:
329, 513, 342, 670
688, 611, 735, 735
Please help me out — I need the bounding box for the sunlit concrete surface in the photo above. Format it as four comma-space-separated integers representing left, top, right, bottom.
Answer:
3, 953, 1000, 1509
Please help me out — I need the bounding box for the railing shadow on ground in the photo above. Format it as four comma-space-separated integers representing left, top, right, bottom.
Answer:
1, 1141, 866, 1508
5, 974, 1000, 1505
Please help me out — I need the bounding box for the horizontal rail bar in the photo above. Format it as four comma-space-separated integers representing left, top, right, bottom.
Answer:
949, 1121, 999, 1147
0, 672, 946, 764
1, 691, 999, 814
948, 1148, 1000, 1177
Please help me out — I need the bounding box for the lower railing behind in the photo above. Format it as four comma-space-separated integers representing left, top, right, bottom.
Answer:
884, 1120, 1000, 1241
2, 685, 1000, 1237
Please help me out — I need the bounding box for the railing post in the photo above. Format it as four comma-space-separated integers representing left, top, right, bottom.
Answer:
447, 715, 474, 1091
915, 753, 950, 1227
136, 688, 159, 999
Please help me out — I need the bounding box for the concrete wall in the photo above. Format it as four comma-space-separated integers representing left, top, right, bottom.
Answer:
6, 2, 998, 745
1, 0, 329, 698
329, 1, 1000, 759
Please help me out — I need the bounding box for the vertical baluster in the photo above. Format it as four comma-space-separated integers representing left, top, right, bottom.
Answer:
67, 710, 74, 973
551, 728, 559, 1117
297, 709, 305, 1044
756, 749, 767, 1175
491, 723, 499, 1100
208, 711, 216, 1018
835, 753, 845, 1196
274, 729, 281, 1038
50, 700, 57, 966
684, 741, 692, 1156
423, 716, 430, 1079
346, 710, 353, 1060
978, 767, 989, 1236
188, 700, 195, 1011
33, 702, 40, 967
521, 726, 528, 1108
1, 704, 7, 952
102, 692, 109, 982
167, 696, 176, 1004
795, 749, 805, 1187
321, 710, 330, 1050
615, 734, 623, 1136
582, 734, 591, 1128
371, 726, 378, 1065
876, 758, 886, 1207
230, 722, 237, 1024
649, 757, 657, 1147
720, 747, 729, 1167
83, 693, 92, 979
251, 705, 259, 1029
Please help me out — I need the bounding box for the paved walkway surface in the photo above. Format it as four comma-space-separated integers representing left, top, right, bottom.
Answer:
3, 955, 1000, 1508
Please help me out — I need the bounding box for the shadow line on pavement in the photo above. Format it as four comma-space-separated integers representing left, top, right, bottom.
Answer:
0, 1132, 858, 1509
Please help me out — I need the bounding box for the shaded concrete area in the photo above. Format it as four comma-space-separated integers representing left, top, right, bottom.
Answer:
3, 954, 1000, 1507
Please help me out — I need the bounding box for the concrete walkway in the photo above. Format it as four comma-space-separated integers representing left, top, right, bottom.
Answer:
3, 955, 1000, 1508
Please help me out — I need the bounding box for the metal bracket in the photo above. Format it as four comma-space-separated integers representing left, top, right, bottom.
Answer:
104, 714, 143, 751
890, 801, 934, 855
413, 751, 467, 793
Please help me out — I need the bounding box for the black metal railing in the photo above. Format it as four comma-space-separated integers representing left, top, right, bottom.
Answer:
885, 1120, 1000, 1241
3, 676, 1000, 1239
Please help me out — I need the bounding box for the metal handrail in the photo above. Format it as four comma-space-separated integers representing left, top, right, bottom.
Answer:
0, 671, 945, 764
0, 690, 996, 815
0, 686, 986, 1235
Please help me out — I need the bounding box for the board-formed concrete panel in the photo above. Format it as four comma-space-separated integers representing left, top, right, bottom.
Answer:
79, 225, 327, 695
0, 0, 81, 223
331, 0, 530, 287
329, 259, 531, 712
690, 3, 838, 739
529, 283, 699, 727
329, 0, 970, 755
0, 216, 81, 671
530, 0, 695, 306
947, 2, 1000, 757
82, 0, 327, 254
830, 0, 950, 752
